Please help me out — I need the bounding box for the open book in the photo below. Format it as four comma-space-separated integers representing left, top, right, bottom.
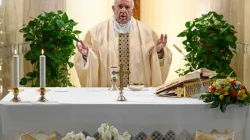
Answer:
156, 68, 217, 95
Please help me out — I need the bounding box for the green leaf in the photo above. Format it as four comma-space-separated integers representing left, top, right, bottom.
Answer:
28, 21, 36, 26
68, 62, 74, 68
225, 35, 235, 43
220, 102, 227, 112
44, 42, 56, 48
185, 22, 191, 28
19, 77, 28, 85
69, 19, 78, 26
46, 52, 55, 60
219, 25, 230, 35
62, 13, 69, 22
56, 20, 65, 28
57, 10, 63, 14
177, 31, 187, 37
72, 36, 79, 42
73, 30, 81, 34
20, 27, 30, 33
210, 100, 220, 108
214, 13, 223, 20
25, 33, 35, 40
42, 27, 53, 31
26, 71, 36, 78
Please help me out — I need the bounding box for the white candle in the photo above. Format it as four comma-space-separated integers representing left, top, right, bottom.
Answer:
40, 49, 46, 88
13, 49, 19, 88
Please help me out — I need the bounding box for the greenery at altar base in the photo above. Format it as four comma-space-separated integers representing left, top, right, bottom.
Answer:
200, 75, 250, 112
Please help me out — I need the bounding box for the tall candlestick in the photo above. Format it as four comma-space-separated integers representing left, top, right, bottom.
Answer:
40, 49, 46, 88
13, 49, 19, 88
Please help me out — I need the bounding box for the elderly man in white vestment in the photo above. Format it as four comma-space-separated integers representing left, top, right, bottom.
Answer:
75, 0, 172, 87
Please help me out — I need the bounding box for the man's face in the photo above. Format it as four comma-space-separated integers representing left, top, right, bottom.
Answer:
112, 0, 135, 24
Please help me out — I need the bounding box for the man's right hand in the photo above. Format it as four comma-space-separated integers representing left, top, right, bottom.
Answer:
76, 40, 88, 56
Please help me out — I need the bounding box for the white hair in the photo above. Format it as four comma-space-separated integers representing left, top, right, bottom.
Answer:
114, 0, 135, 7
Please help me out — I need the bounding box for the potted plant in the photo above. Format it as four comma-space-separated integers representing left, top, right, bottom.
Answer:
19, 10, 81, 87
176, 11, 237, 78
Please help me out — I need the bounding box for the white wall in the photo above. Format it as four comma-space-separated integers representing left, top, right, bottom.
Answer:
141, 0, 201, 82
66, 0, 114, 39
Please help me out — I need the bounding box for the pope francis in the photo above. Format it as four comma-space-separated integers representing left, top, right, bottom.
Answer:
74, 0, 172, 87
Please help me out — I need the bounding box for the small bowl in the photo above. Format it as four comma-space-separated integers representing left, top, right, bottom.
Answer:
128, 83, 145, 91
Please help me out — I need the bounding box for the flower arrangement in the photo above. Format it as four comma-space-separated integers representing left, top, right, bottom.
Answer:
61, 132, 96, 140
97, 123, 131, 140
61, 123, 131, 140
200, 76, 250, 112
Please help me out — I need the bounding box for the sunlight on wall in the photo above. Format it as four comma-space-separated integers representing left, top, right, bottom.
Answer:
66, 0, 113, 39
141, 0, 200, 82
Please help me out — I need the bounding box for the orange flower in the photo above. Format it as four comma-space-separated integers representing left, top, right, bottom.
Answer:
209, 85, 216, 92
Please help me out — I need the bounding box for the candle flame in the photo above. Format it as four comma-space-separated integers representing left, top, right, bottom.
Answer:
41, 49, 44, 55
14, 49, 17, 55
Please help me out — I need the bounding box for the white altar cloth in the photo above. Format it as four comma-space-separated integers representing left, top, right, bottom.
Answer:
0, 87, 249, 140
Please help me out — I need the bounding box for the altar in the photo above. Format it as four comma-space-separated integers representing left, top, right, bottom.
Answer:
0, 87, 249, 140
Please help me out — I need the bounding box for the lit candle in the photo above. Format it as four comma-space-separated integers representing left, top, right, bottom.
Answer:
40, 49, 46, 88
13, 49, 19, 88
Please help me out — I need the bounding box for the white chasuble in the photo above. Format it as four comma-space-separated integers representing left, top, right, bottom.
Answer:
74, 17, 172, 87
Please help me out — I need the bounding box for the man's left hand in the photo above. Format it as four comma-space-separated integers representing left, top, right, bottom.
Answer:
156, 34, 167, 52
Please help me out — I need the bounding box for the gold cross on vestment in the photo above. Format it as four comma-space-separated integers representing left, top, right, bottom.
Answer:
112, 64, 130, 92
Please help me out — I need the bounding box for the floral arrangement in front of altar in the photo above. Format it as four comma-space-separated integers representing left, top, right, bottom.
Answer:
61, 131, 96, 140
61, 123, 131, 140
200, 76, 250, 112
97, 123, 131, 140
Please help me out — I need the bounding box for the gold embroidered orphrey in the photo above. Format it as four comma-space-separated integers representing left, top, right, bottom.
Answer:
118, 33, 130, 86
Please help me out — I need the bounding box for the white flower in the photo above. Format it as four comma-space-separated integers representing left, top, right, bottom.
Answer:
236, 81, 241, 86
98, 123, 110, 134
102, 131, 112, 140
86, 136, 96, 140
102, 123, 110, 132
122, 131, 131, 140
110, 126, 119, 137
61, 132, 75, 140
97, 127, 102, 134
75, 132, 85, 140
114, 134, 124, 140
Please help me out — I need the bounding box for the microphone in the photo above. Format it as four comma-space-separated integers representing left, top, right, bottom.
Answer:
173, 44, 206, 94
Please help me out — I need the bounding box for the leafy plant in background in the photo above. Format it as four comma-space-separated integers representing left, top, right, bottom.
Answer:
19, 10, 81, 87
176, 11, 237, 78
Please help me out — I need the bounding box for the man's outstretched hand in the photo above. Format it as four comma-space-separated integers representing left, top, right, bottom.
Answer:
156, 34, 167, 52
76, 40, 88, 56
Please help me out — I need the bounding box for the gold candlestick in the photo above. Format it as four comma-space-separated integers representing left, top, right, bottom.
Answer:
8, 88, 23, 102
112, 64, 130, 101
37, 88, 48, 102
